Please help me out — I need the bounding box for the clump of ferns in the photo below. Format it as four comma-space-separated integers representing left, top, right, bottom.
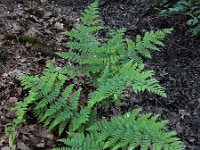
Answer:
5, 1, 184, 150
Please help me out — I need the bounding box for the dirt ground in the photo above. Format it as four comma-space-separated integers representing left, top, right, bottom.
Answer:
0, 0, 200, 149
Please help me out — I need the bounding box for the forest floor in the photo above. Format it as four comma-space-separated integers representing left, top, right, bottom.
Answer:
0, 0, 200, 149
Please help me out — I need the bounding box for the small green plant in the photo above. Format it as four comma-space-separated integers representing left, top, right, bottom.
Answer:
0, 46, 10, 74
18, 34, 53, 56
153, 0, 200, 36
6, 1, 183, 150
18, 34, 41, 44
0, 63, 4, 74
16, 20, 31, 31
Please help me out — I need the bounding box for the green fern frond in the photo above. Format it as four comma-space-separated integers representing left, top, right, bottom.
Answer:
127, 29, 172, 63
89, 108, 183, 150
57, 51, 81, 63
55, 109, 183, 150
19, 75, 39, 89
5, 60, 62, 149
80, 1, 102, 26
32, 79, 85, 135
58, 65, 79, 78
70, 107, 91, 132
5, 91, 37, 150
53, 132, 104, 150
6, 2, 181, 150
58, 13, 171, 88
88, 61, 166, 108
6, 59, 91, 143
56, 2, 104, 77
20, 66, 90, 135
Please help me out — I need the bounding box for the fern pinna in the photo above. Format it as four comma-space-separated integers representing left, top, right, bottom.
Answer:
54, 109, 183, 150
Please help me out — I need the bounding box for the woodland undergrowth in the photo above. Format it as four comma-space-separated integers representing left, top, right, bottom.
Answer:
6, 1, 184, 150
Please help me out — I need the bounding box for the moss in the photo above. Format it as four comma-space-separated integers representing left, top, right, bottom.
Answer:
16, 20, 31, 31
0, 46, 9, 64
33, 43, 53, 56
18, 34, 41, 44
2, 40, 12, 46
3, 32, 15, 40
0, 62, 4, 74
17, 34, 54, 56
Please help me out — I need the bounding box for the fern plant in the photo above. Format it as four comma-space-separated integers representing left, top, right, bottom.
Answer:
54, 108, 183, 150
6, 1, 183, 150
57, 1, 172, 79
57, 1, 171, 106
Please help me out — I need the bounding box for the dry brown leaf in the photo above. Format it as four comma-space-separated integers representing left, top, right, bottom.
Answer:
54, 22, 64, 32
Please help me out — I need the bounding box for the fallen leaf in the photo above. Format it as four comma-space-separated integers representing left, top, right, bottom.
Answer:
0, 134, 8, 146
36, 142, 45, 148
54, 22, 64, 32
17, 142, 31, 150
43, 11, 52, 19
29, 15, 42, 23
1, 146, 10, 150
12, 22, 22, 32
8, 97, 18, 103
0, 34, 5, 40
